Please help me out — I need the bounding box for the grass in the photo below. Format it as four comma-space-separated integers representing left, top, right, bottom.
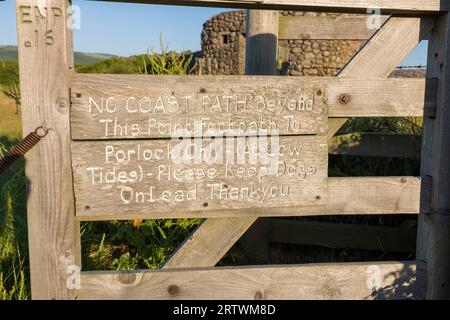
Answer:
76, 56, 143, 74
0, 136, 28, 300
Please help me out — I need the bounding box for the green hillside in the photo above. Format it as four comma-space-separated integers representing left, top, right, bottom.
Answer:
0, 45, 116, 64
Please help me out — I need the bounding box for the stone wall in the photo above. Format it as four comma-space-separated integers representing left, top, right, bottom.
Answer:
200, 10, 365, 76
281, 39, 362, 76
200, 10, 246, 75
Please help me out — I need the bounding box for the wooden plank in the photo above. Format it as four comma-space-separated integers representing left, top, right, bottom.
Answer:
70, 75, 435, 140
16, 0, 80, 299
338, 18, 434, 79
417, 13, 450, 300
70, 74, 328, 139
163, 17, 431, 269
279, 15, 389, 40
95, 0, 448, 14
329, 133, 422, 158
265, 219, 417, 253
328, 77, 436, 118
78, 261, 426, 300
163, 217, 257, 268
75, 176, 427, 221
72, 135, 329, 218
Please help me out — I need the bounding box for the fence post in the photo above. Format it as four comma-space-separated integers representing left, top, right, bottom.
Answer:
16, 0, 80, 299
245, 10, 279, 75
417, 14, 450, 299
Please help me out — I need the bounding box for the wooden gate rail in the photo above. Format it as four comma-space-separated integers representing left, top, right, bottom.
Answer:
329, 133, 422, 158
101, 0, 447, 14
74, 176, 428, 221
16, 0, 450, 300
279, 15, 390, 40
77, 261, 426, 300
244, 219, 418, 253
69, 74, 436, 140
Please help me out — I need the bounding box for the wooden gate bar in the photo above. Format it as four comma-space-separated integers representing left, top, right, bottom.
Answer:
96, 0, 448, 14
163, 16, 431, 269
78, 261, 426, 300
16, 0, 80, 299
69, 75, 436, 140
279, 15, 389, 40
264, 219, 418, 253
74, 176, 429, 221
329, 17, 435, 136
329, 133, 422, 158
72, 135, 329, 218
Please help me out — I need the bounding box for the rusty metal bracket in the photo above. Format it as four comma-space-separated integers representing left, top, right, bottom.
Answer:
0, 122, 51, 176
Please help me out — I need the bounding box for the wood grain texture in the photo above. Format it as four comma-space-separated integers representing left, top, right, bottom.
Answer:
163, 17, 430, 269
72, 136, 329, 218
338, 17, 434, 79
78, 261, 426, 300
94, 0, 448, 14
327, 77, 436, 118
163, 217, 257, 268
70, 74, 434, 139
70, 74, 328, 139
329, 133, 422, 158
16, 0, 80, 299
416, 13, 450, 300
279, 15, 389, 40
75, 176, 427, 221
329, 16, 434, 138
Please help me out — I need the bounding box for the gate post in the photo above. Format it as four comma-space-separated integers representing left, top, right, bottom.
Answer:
16, 0, 80, 299
417, 13, 450, 299
245, 10, 279, 75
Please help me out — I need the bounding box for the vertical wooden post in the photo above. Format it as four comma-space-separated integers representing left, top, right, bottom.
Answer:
241, 9, 279, 258
16, 0, 80, 299
245, 10, 279, 75
417, 14, 450, 300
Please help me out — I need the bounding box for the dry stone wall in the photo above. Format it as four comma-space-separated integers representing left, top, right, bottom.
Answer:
200, 10, 247, 75
200, 10, 365, 76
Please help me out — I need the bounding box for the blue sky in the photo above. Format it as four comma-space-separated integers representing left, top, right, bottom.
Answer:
0, 0, 427, 65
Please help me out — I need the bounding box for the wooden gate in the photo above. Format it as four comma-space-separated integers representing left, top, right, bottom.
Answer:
16, 0, 450, 300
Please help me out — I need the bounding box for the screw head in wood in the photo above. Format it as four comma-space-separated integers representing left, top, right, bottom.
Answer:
167, 284, 179, 295
254, 291, 263, 300
339, 94, 350, 105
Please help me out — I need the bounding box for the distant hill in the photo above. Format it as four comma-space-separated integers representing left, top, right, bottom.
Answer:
0, 45, 116, 64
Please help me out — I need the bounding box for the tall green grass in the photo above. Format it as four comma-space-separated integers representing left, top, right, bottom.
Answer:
0, 143, 29, 300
